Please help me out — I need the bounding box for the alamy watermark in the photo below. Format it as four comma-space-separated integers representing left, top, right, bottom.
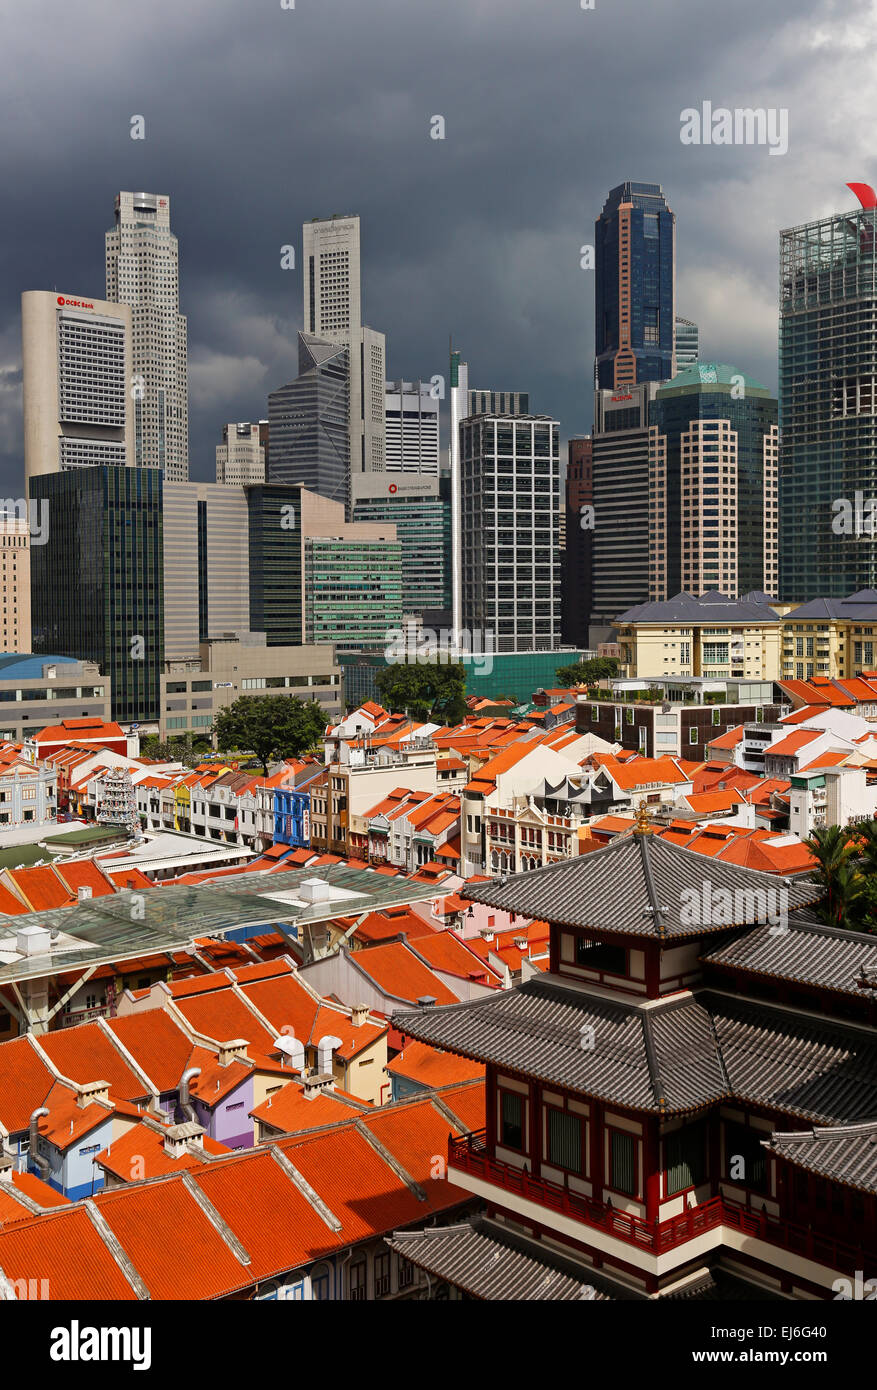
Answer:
1, 498, 49, 545
385, 624, 495, 676
680, 880, 788, 933
832, 493, 877, 538
680, 102, 788, 157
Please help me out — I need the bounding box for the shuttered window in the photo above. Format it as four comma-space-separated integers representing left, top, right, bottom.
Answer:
665, 1122, 706, 1196
548, 1109, 582, 1173
500, 1090, 524, 1149
610, 1130, 637, 1196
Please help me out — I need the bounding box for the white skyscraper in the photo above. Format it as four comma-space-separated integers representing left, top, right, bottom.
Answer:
302, 215, 385, 509
22, 289, 135, 485
216, 422, 266, 485
106, 192, 189, 481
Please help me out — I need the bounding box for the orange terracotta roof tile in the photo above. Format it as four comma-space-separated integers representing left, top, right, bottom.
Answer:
386, 1041, 485, 1088
251, 1081, 365, 1133
37, 1025, 149, 1103
350, 941, 458, 1006
95, 1178, 251, 1300
0, 1205, 138, 1298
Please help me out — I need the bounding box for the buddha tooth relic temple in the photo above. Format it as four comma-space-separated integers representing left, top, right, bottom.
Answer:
388, 816, 877, 1300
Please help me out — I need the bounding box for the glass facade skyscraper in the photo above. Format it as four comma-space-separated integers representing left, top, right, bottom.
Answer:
268, 333, 350, 508
246, 484, 304, 647
352, 490, 449, 614
595, 182, 676, 390
779, 203, 877, 599
29, 467, 164, 722
304, 536, 402, 649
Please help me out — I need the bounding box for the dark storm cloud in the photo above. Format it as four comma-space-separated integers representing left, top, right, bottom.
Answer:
0, 0, 873, 488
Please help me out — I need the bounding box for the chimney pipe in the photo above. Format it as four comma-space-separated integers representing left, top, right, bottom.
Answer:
316, 1034, 342, 1075
179, 1067, 201, 1122
29, 1107, 51, 1180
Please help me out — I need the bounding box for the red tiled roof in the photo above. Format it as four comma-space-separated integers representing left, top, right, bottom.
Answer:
95, 1179, 252, 1300
0, 1206, 138, 1298
37, 1024, 150, 1103
350, 941, 458, 1006
0, 1037, 56, 1133
386, 1040, 485, 1088
251, 1081, 364, 1133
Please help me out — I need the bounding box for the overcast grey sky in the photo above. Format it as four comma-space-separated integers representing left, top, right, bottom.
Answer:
0, 0, 874, 490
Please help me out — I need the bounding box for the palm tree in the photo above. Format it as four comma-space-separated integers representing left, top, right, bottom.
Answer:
806, 825, 858, 927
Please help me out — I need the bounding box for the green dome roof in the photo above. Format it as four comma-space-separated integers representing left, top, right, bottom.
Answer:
659, 361, 770, 395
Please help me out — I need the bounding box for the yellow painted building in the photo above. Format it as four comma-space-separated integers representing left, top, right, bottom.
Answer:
614, 593, 786, 681
779, 592, 877, 681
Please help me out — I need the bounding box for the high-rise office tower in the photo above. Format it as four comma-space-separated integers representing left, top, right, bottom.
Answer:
215, 422, 266, 486
21, 290, 134, 484
779, 188, 877, 599
268, 333, 350, 505
163, 482, 251, 659
589, 382, 660, 636
106, 192, 189, 481
649, 363, 778, 600
674, 316, 699, 370
562, 437, 593, 647
30, 467, 164, 722
301, 216, 385, 509
595, 182, 676, 390
461, 413, 562, 652
467, 388, 530, 417
0, 514, 30, 652
384, 381, 440, 476
352, 474, 448, 617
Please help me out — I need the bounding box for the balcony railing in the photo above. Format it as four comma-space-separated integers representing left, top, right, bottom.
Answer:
449, 1132, 874, 1272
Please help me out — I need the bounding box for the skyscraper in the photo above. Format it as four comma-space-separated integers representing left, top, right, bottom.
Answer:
461, 413, 562, 652
163, 482, 251, 659
589, 382, 659, 635
215, 422, 266, 486
649, 363, 778, 600
21, 290, 134, 484
30, 467, 164, 723
595, 181, 676, 390
301, 216, 385, 508
779, 190, 877, 599
268, 333, 350, 505
562, 437, 593, 647
352, 474, 449, 617
384, 381, 440, 477
674, 315, 699, 369
0, 514, 30, 653
106, 192, 189, 481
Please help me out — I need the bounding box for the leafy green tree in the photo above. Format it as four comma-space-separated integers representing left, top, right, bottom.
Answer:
375, 661, 467, 725
213, 696, 326, 776
555, 657, 618, 686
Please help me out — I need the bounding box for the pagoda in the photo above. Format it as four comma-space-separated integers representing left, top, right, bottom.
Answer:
387, 813, 877, 1299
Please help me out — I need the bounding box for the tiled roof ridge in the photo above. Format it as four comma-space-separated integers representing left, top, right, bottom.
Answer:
353, 1119, 427, 1202
267, 1145, 342, 1232
82, 1200, 150, 1300
179, 1171, 251, 1267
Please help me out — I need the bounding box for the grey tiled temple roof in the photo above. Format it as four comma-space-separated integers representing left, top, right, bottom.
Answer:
385, 1218, 617, 1300
702, 917, 877, 997
462, 831, 822, 939
394, 978, 727, 1114
393, 979, 877, 1123
763, 1121, 877, 1195
704, 992, 877, 1126
615, 589, 782, 626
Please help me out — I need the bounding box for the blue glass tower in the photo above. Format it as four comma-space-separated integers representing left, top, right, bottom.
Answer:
595, 182, 676, 390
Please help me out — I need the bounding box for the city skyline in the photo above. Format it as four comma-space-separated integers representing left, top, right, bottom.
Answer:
0, 0, 874, 494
